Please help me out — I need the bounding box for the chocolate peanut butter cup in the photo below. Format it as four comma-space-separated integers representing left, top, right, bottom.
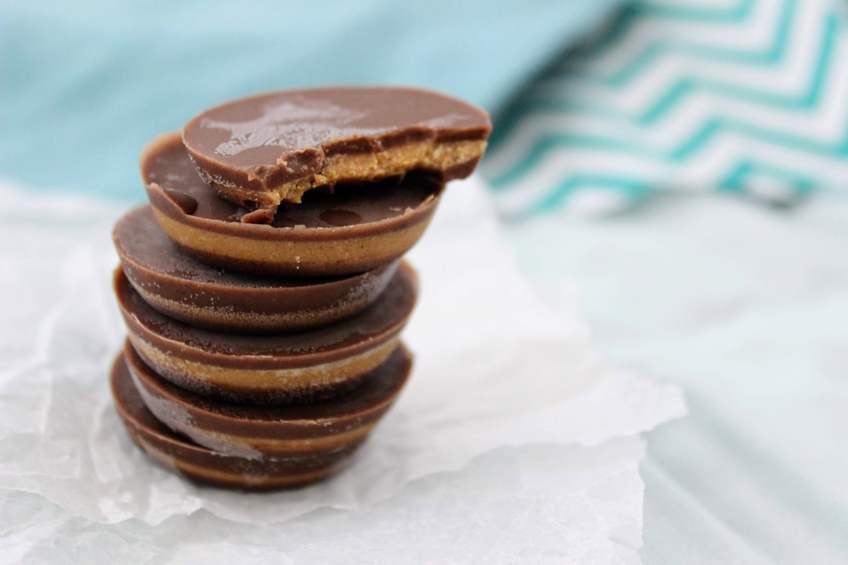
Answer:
123, 342, 411, 460
114, 263, 418, 404
182, 86, 491, 212
143, 133, 443, 276
113, 206, 398, 333
112, 354, 370, 489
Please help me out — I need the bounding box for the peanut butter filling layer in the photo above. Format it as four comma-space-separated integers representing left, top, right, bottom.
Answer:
125, 343, 411, 457
207, 139, 485, 208
151, 206, 432, 276
128, 334, 399, 401
114, 264, 417, 403
181, 86, 491, 213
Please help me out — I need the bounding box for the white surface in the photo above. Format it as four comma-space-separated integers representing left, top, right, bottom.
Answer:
0, 179, 683, 564
509, 193, 848, 564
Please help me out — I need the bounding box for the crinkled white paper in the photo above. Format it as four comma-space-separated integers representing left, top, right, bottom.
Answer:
0, 178, 684, 564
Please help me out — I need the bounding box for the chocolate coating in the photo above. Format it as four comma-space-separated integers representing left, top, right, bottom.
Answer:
115, 263, 418, 404
143, 133, 442, 276
181, 86, 491, 209
124, 341, 411, 458
113, 206, 399, 332
112, 354, 364, 489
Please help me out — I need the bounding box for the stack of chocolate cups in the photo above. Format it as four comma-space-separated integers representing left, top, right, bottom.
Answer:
109, 87, 491, 489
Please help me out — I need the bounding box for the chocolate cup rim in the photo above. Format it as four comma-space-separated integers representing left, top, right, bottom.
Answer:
113, 352, 362, 484
180, 85, 492, 178
113, 264, 418, 367
141, 133, 444, 242
113, 207, 400, 298
122, 340, 412, 432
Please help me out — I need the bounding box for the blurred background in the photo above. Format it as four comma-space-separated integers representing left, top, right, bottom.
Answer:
3, 0, 848, 563
2, 0, 846, 213
1, 0, 616, 200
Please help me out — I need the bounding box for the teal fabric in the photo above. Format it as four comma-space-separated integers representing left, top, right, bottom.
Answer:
0, 0, 621, 200
482, 0, 848, 218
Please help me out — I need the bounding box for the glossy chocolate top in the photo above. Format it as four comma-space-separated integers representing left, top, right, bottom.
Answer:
182, 86, 491, 169
125, 343, 411, 424
115, 264, 417, 358
143, 133, 441, 228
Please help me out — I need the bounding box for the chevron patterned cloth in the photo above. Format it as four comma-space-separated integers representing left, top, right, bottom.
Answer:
482, 0, 848, 219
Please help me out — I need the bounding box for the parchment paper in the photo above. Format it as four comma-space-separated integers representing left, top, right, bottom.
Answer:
0, 178, 684, 563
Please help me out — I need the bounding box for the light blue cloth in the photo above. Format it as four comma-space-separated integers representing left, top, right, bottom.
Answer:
483, 0, 848, 218
0, 0, 620, 200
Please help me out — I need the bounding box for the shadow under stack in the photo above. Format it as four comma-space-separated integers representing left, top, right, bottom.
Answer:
110, 86, 491, 489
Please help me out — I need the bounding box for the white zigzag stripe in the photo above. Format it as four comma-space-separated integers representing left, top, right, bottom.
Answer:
564, 0, 778, 73
649, 0, 741, 9
674, 126, 848, 187
493, 125, 848, 216
485, 1, 834, 178
484, 115, 646, 176
539, 0, 824, 113
487, 31, 846, 179
495, 48, 848, 213
487, 0, 848, 216
652, 35, 848, 142
493, 154, 668, 215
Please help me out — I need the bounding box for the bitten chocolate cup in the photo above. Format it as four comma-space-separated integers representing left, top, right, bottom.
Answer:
181, 86, 491, 211
123, 342, 411, 460
113, 206, 399, 333
112, 353, 383, 489
114, 263, 418, 404
143, 133, 443, 276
